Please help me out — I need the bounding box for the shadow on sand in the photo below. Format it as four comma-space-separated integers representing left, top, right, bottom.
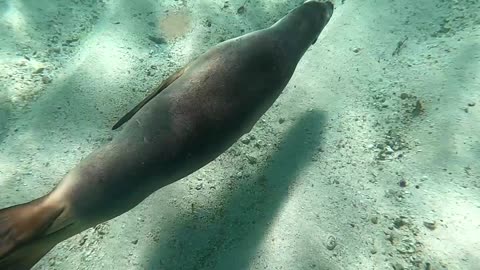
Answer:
144, 110, 330, 270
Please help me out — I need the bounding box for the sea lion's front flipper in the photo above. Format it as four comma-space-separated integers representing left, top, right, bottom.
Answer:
111, 66, 187, 130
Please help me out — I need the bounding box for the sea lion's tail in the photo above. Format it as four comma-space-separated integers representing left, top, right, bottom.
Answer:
0, 197, 66, 269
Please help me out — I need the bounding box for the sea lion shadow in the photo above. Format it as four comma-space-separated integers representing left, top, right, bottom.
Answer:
144, 110, 331, 270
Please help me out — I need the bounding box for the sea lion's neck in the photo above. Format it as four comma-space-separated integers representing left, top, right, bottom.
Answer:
269, 14, 321, 60
269, 24, 317, 61
268, 2, 331, 60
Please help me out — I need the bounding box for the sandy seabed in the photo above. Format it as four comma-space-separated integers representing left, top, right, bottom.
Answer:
0, 0, 479, 269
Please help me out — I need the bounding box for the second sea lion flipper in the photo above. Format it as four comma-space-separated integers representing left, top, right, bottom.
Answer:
111, 66, 188, 130
0, 197, 66, 269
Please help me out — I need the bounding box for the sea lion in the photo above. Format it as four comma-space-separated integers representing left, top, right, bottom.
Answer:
0, 1, 334, 269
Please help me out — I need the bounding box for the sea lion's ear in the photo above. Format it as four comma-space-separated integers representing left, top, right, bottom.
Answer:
111, 65, 188, 130
311, 37, 318, 45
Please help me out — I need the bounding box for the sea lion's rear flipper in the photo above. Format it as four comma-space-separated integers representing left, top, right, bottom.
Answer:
0, 198, 65, 269
112, 66, 188, 130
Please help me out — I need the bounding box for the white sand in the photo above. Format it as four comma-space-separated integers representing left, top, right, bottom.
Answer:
0, 0, 479, 269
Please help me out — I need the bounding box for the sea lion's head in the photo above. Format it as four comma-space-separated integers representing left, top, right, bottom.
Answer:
303, 1, 333, 44
271, 1, 334, 46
